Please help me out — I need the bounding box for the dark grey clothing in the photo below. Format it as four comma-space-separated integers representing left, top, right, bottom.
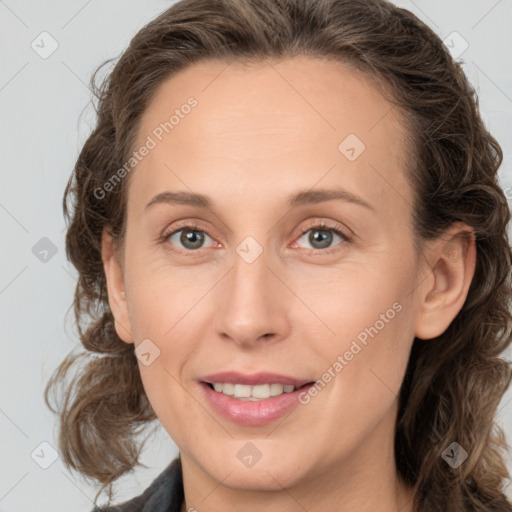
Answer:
92, 457, 183, 512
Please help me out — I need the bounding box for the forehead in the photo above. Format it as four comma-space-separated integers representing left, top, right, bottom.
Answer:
127, 56, 413, 220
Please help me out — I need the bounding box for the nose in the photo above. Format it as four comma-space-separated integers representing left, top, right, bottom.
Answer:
214, 243, 291, 348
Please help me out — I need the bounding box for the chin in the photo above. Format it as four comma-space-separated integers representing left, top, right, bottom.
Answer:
201, 449, 308, 490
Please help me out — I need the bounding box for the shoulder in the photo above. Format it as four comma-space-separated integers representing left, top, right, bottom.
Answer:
91, 456, 183, 512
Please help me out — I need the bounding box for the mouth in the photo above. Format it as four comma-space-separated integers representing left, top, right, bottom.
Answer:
198, 372, 316, 426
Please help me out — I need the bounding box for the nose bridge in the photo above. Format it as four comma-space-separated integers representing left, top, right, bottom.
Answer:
231, 242, 270, 306
214, 238, 289, 345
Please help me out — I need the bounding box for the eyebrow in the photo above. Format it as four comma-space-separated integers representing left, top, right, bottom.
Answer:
144, 187, 375, 212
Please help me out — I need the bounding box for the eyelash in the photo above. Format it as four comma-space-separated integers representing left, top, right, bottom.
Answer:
159, 220, 352, 256
295, 222, 352, 254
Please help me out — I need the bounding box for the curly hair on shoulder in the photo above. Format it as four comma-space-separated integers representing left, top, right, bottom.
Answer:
44, 0, 512, 509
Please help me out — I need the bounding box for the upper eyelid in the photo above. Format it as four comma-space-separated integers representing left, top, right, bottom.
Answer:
163, 220, 347, 237
298, 221, 349, 237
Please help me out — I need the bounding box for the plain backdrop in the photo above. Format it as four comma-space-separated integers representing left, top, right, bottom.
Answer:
1, 1, 511, 510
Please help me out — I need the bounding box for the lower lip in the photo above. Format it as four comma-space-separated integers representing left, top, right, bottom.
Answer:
200, 382, 313, 426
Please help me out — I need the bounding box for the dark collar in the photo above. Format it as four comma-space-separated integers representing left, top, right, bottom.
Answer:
93, 456, 184, 512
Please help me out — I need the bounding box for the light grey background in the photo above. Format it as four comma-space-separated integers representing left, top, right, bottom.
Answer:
1, 1, 511, 511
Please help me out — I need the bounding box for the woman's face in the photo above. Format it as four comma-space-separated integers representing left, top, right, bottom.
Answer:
104, 57, 442, 493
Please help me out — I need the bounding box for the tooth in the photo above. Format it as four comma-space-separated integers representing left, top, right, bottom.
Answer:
251, 384, 270, 399
210, 382, 299, 399
222, 383, 235, 396
269, 383, 284, 396
233, 384, 252, 398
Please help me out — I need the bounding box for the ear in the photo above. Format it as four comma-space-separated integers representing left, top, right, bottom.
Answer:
414, 223, 477, 340
101, 227, 134, 344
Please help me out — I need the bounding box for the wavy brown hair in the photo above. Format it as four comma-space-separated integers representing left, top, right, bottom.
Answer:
44, 0, 512, 509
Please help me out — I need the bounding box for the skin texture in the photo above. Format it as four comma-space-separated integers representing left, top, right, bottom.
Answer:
101, 57, 476, 512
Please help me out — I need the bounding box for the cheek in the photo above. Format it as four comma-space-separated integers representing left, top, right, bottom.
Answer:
124, 250, 213, 339
291, 253, 414, 352
294, 254, 416, 416
122, 268, 202, 408
297, 301, 415, 459
123, 254, 221, 386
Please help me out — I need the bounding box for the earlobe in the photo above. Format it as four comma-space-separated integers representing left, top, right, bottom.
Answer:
101, 227, 134, 344
414, 224, 476, 340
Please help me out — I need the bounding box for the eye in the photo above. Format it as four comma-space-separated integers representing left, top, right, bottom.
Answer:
294, 222, 351, 251
161, 223, 216, 252
159, 220, 351, 255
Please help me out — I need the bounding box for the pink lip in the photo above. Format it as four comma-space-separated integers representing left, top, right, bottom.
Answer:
199, 372, 315, 426
200, 371, 312, 387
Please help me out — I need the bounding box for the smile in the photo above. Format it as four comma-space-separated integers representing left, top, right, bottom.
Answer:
199, 372, 315, 425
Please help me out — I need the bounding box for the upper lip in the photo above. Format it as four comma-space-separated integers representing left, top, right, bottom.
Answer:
200, 371, 314, 388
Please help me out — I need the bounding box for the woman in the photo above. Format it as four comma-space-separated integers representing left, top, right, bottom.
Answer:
44, 0, 512, 510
